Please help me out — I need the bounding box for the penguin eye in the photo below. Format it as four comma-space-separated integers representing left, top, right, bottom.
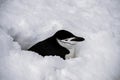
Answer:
64, 39, 68, 41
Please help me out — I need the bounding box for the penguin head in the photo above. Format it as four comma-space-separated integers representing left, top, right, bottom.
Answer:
54, 30, 85, 49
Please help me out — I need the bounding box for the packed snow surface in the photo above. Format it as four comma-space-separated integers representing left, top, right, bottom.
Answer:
0, 0, 120, 80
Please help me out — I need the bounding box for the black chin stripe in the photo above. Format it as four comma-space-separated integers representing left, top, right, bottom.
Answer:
59, 40, 75, 45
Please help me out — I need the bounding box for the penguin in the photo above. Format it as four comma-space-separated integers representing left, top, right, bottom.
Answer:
28, 30, 85, 59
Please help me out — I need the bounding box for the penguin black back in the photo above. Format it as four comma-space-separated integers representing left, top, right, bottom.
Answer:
28, 35, 69, 59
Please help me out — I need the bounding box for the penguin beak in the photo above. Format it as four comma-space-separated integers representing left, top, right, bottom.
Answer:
71, 37, 85, 42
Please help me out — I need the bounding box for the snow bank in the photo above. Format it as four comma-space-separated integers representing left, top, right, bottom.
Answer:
0, 0, 120, 80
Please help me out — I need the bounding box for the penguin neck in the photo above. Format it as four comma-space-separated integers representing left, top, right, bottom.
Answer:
56, 39, 76, 59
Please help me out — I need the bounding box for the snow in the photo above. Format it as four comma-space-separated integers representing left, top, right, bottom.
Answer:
0, 0, 120, 80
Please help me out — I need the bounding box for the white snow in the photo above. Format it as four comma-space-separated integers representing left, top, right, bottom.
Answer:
0, 0, 120, 80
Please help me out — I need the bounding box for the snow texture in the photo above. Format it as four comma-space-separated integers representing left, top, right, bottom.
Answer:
0, 0, 120, 80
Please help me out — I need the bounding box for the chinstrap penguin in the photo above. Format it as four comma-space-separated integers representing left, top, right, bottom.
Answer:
28, 30, 85, 59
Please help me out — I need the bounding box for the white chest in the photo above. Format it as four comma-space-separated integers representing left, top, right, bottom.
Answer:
65, 48, 75, 59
